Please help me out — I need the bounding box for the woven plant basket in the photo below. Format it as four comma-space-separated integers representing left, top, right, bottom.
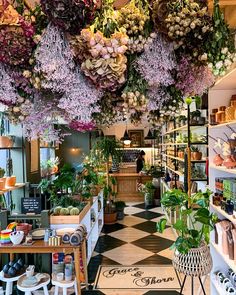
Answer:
173, 243, 212, 277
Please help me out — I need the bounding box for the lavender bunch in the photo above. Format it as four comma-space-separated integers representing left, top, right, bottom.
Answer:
23, 96, 67, 143
34, 23, 75, 94
58, 68, 102, 123
147, 86, 171, 111
0, 63, 18, 106
135, 33, 176, 87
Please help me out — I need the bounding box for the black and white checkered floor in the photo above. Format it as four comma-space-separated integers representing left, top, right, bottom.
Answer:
83, 202, 179, 294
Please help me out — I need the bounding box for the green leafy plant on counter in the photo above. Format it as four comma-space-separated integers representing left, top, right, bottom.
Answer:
157, 189, 217, 254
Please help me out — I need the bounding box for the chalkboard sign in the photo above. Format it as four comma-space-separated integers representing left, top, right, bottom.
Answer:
21, 198, 41, 214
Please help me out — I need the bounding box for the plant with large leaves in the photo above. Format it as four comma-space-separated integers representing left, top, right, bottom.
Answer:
157, 189, 217, 254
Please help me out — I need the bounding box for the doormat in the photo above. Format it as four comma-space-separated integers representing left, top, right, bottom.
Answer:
94, 265, 181, 290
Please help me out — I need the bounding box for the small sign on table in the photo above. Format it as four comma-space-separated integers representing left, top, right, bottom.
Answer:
21, 198, 41, 214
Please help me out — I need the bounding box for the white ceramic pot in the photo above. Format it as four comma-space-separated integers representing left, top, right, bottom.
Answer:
10, 231, 24, 245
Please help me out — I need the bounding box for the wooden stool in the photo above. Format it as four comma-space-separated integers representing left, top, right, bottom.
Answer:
17, 273, 50, 295
51, 274, 78, 295
0, 271, 25, 295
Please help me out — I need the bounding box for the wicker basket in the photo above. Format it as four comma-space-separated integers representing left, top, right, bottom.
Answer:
173, 243, 212, 277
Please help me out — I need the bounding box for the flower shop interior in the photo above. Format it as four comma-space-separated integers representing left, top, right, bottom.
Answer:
1, 0, 236, 294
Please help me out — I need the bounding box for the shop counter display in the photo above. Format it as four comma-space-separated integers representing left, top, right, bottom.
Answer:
110, 173, 152, 201
0, 240, 88, 295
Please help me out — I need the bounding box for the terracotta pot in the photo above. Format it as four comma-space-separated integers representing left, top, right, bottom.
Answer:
223, 155, 236, 169
192, 152, 202, 160
178, 151, 184, 159
6, 176, 16, 187
16, 223, 32, 236
51, 165, 58, 174
0, 136, 13, 148
0, 177, 6, 190
213, 154, 224, 166
104, 212, 117, 224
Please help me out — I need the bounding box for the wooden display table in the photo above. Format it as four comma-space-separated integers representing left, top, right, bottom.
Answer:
0, 240, 88, 295
110, 173, 153, 201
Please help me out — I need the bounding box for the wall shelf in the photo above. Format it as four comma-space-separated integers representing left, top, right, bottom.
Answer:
209, 164, 236, 175
163, 124, 208, 135
166, 166, 184, 177
209, 121, 236, 129
163, 154, 207, 163
0, 183, 25, 194
211, 203, 236, 224
211, 242, 236, 273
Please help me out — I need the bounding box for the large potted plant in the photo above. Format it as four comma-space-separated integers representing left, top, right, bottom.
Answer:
93, 137, 122, 224
115, 200, 126, 220
157, 189, 217, 287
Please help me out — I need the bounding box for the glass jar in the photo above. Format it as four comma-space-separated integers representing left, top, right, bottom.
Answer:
226, 98, 236, 122
216, 106, 226, 124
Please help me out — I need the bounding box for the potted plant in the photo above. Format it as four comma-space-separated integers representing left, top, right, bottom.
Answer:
115, 200, 126, 220
179, 115, 187, 126
177, 147, 185, 159
0, 113, 13, 148
190, 110, 201, 125
191, 147, 202, 160
5, 158, 16, 187
0, 167, 5, 190
157, 189, 217, 279
138, 181, 155, 208
92, 137, 122, 224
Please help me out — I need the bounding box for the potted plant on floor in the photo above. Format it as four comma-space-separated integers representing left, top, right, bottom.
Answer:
93, 137, 122, 224
138, 181, 156, 209
115, 200, 126, 220
157, 189, 217, 290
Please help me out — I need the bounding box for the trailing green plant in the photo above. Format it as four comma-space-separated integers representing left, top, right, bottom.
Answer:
0, 113, 5, 136
157, 189, 217, 254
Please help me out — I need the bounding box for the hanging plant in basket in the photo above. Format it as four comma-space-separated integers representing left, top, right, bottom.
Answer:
157, 189, 217, 276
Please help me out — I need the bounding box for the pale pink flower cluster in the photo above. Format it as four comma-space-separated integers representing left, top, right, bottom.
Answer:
0, 63, 18, 106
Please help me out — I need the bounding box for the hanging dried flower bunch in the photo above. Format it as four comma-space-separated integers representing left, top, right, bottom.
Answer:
135, 33, 176, 87
58, 68, 102, 123
34, 23, 75, 93
79, 29, 128, 91
118, 0, 152, 53
0, 63, 18, 106
176, 56, 215, 97
92, 92, 124, 127
0, 2, 35, 65
41, 0, 96, 35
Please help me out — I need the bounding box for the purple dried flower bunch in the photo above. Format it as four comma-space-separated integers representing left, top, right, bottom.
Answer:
176, 56, 215, 97
0, 63, 18, 106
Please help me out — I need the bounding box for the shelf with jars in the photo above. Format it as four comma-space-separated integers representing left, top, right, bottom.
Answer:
208, 66, 236, 295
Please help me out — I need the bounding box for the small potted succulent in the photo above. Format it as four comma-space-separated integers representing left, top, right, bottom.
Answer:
191, 147, 202, 160
177, 147, 185, 159
190, 110, 201, 125
179, 115, 187, 126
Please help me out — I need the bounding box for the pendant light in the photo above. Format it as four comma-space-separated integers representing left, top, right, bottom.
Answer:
121, 122, 131, 145
144, 129, 155, 140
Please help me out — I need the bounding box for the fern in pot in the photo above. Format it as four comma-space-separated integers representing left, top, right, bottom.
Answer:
157, 189, 217, 278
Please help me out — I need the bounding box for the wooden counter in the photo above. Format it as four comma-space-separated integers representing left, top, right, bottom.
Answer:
110, 173, 152, 201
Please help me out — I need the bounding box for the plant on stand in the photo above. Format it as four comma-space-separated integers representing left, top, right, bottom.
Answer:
157, 189, 217, 293
138, 181, 155, 209
191, 146, 202, 160
92, 137, 122, 224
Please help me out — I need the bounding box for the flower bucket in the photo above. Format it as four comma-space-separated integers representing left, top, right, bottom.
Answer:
173, 243, 212, 277
0, 136, 13, 148
6, 176, 16, 187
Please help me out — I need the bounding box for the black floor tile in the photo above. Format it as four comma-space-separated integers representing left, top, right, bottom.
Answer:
94, 235, 126, 253
134, 254, 172, 265
133, 220, 159, 234
133, 203, 158, 210
102, 223, 127, 234
133, 211, 164, 220
144, 291, 180, 295
132, 235, 174, 253
87, 254, 121, 283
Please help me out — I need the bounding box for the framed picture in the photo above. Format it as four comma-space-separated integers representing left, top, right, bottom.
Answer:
128, 130, 144, 147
